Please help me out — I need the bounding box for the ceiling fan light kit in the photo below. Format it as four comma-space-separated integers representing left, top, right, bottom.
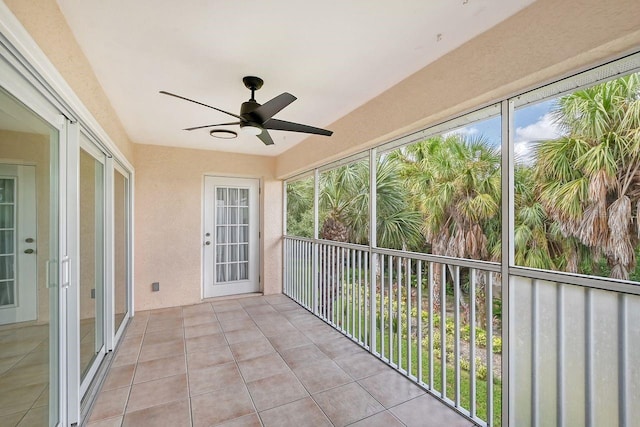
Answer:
160, 76, 333, 146
209, 129, 238, 139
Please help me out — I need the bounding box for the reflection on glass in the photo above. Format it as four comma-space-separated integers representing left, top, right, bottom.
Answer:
79, 147, 104, 381
114, 169, 129, 332
0, 85, 59, 426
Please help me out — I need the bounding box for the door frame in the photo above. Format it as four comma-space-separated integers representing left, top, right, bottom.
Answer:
202, 175, 261, 299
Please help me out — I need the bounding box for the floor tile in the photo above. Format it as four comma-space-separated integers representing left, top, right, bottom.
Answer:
279, 344, 331, 370
244, 304, 276, 316
102, 364, 135, 391
142, 327, 184, 345
223, 326, 264, 345
191, 383, 254, 427
182, 303, 214, 317
259, 396, 331, 427
89, 386, 130, 422
126, 374, 188, 413
16, 404, 47, 426
145, 317, 183, 334
122, 398, 190, 427
313, 382, 384, 427
358, 371, 425, 408
185, 332, 227, 353
246, 371, 308, 411
292, 359, 352, 394
263, 294, 293, 305
237, 297, 267, 307
183, 313, 218, 328
229, 337, 274, 361
334, 352, 389, 380
87, 416, 123, 427
237, 353, 289, 383
186, 345, 234, 370
211, 300, 243, 312
219, 318, 257, 333
134, 354, 186, 384
138, 339, 185, 362
347, 410, 406, 427
216, 310, 251, 323
184, 322, 222, 339
390, 394, 473, 427
188, 362, 244, 396
0, 411, 25, 427
267, 330, 311, 351
215, 413, 262, 427
317, 337, 364, 360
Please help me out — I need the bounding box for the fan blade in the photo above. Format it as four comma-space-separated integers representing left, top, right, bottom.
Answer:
159, 91, 242, 119
263, 118, 333, 136
257, 129, 275, 146
251, 92, 296, 123
184, 122, 241, 131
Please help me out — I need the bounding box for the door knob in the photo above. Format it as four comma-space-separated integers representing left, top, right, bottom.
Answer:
205, 241, 211, 246
24, 249, 35, 254
25, 238, 34, 243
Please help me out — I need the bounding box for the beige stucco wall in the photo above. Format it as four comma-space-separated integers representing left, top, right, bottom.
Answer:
4, 0, 135, 163
276, 0, 640, 177
133, 143, 279, 310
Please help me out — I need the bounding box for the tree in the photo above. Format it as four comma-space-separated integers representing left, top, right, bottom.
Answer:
396, 134, 502, 324
286, 177, 314, 238
534, 73, 640, 280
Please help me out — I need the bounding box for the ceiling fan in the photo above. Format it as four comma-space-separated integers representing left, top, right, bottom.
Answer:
160, 76, 333, 145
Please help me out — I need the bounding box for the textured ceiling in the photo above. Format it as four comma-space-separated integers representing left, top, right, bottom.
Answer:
56, 0, 535, 156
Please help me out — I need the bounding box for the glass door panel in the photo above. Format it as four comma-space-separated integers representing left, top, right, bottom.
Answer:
113, 168, 129, 333
0, 86, 60, 427
79, 146, 105, 382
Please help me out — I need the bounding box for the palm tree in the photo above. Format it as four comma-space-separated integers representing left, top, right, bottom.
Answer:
534, 73, 640, 280
396, 134, 502, 325
317, 157, 423, 318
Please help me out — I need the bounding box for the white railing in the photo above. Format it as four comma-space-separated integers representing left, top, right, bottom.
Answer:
284, 236, 502, 426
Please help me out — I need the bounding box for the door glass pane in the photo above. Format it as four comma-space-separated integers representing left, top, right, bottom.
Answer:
0, 85, 60, 426
0, 280, 14, 305
0, 230, 14, 253
0, 178, 14, 202
239, 263, 248, 280
114, 169, 129, 333
79, 146, 105, 382
214, 186, 251, 284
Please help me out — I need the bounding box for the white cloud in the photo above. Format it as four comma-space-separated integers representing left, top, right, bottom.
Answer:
514, 113, 565, 165
515, 112, 563, 143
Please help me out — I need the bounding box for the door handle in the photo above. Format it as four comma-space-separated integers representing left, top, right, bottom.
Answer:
25, 237, 35, 243
205, 241, 211, 246
24, 249, 35, 254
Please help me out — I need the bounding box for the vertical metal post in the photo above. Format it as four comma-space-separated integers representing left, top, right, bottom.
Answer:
441, 264, 447, 399
313, 169, 319, 315
429, 261, 434, 389
487, 272, 494, 426
454, 265, 461, 407
417, 261, 423, 384
502, 99, 513, 427
380, 254, 385, 358
369, 148, 378, 353
397, 257, 402, 369
470, 269, 477, 418
407, 258, 412, 377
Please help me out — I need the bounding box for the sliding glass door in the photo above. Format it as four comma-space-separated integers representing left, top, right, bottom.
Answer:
0, 86, 61, 427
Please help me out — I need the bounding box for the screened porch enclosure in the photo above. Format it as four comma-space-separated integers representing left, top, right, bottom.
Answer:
283, 53, 640, 427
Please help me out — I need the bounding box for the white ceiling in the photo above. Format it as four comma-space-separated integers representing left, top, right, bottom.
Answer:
55, 0, 534, 156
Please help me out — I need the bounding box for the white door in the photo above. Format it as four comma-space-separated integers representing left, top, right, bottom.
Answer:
203, 176, 259, 298
0, 164, 37, 324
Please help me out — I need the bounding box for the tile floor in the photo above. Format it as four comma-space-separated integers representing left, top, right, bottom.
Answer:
87, 294, 475, 427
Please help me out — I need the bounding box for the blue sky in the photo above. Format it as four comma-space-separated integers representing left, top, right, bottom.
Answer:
445, 98, 563, 163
